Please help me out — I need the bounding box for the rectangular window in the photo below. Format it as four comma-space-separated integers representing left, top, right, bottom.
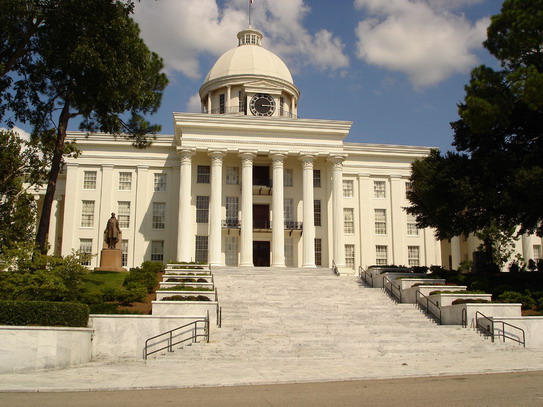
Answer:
284, 168, 293, 187
79, 239, 92, 266
284, 198, 294, 223
313, 169, 321, 188
83, 171, 97, 190
343, 180, 354, 198
119, 172, 132, 191
280, 97, 285, 116
238, 91, 244, 112
376, 245, 388, 266
195, 236, 208, 263
196, 196, 210, 223
152, 202, 166, 229
345, 244, 355, 269
407, 214, 418, 236
121, 239, 128, 267
117, 201, 131, 229
197, 165, 210, 183
225, 196, 239, 222
374, 181, 386, 198
534, 245, 542, 260
314, 200, 322, 227
154, 173, 167, 192
408, 246, 420, 267
226, 167, 239, 185
81, 200, 95, 227
225, 236, 238, 266
219, 93, 225, 114
375, 209, 387, 235
344, 208, 354, 234
151, 240, 164, 262
285, 238, 294, 267
315, 238, 322, 266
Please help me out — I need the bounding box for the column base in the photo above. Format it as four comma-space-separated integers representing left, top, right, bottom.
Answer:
271, 263, 286, 268
239, 262, 254, 267
302, 263, 317, 268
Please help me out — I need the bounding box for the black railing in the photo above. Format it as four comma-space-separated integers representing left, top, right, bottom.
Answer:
222, 219, 241, 228
416, 290, 441, 324
144, 313, 209, 360
475, 311, 525, 347
383, 276, 401, 302
462, 307, 468, 328
284, 221, 303, 230
204, 106, 298, 119
332, 260, 339, 276
359, 266, 373, 287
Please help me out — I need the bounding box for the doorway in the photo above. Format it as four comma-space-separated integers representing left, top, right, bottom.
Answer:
253, 204, 270, 229
253, 241, 270, 267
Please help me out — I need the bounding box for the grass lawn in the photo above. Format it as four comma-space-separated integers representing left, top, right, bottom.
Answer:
81, 270, 127, 294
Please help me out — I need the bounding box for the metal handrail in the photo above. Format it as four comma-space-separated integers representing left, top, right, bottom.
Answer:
358, 266, 373, 287
475, 311, 526, 347
383, 276, 401, 302
144, 312, 209, 360
461, 307, 467, 328
332, 260, 339, 276
416, 290, 442, 324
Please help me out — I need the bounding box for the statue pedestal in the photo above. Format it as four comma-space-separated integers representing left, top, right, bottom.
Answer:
95, 249, 126, 272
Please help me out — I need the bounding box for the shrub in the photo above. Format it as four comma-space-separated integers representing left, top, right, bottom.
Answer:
161, 295, 211, 302
123, 261, 163, 293
451, 299, 490, 305
498, 291, 536, 310
158, 285, 213, 291
0, 300, 89, 327
89, 303, 143, 314
101, 287, 146, 305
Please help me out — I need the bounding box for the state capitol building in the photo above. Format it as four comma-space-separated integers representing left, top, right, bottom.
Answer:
42, 27, 444, 274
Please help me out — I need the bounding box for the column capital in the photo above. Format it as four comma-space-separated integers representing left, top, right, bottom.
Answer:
208, 150, 226, 165
101, 163, 115, 169
269, 151, 288, 159
177, 148, 195, 156
136, 165, 149, 171
65, 162, 79, 169
298, 152, 316, 161
238, 150, 257, 158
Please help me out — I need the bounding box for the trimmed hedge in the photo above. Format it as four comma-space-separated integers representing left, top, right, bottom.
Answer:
0, 300, 90, 327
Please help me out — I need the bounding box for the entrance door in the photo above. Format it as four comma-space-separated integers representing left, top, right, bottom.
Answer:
253, 204, 270, 229
253, 241, 270, 267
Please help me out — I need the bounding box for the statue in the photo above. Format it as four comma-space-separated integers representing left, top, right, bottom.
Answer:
105, 213, 121, 249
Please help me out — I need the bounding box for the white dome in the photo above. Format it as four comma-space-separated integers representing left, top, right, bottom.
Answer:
204, 44, 293, 84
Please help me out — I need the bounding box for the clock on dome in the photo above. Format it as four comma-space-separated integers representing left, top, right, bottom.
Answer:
250, 93, 275, 116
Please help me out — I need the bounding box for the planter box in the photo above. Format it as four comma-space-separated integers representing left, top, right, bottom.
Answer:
166, 263, 209, 270
152, 301, 219, 326
156, 290, 216, 301
488, 316, 543, 348
162, 275, 213, 283
159, 282, 214, 290
401, 285, 467, 304
428, 293, 492, 308
371, 272, 427, 288
164, 271, 212, 276
395, 278, 446, 290
441, 302, 522, 326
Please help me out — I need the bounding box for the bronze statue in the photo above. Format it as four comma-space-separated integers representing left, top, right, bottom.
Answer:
105, 213, 121, 249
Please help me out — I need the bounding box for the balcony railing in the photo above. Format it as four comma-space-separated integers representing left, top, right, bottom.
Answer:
203, 106, 298, 119
222, 219, 241, 228
284, 221, 303, 230
221, 220, 303, 230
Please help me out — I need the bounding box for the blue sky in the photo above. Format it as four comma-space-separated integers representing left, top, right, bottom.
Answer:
10, 0, 504, 153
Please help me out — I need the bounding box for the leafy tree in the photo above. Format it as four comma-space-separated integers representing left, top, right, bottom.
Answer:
1, 0, 168, 252
0, 129, 47, 251
407, 0, 543, 266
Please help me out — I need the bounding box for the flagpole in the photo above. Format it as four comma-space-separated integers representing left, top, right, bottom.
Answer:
249, 0, 252, 28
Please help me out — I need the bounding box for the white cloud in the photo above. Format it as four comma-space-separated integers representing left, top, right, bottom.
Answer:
354, 0, 489, 87
1, 126, 31, 141
186, 93, 202, 113
133, 0, 348, 79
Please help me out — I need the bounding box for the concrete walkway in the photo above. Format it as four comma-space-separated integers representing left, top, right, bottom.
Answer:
1, 268, 542, 392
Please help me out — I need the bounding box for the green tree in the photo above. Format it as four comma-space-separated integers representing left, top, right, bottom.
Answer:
407, 0, 543, 266
0, 129, 47, 251
1, 0, 168, 252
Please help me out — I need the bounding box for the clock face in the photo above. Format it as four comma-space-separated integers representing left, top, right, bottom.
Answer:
250, 93, 275, 116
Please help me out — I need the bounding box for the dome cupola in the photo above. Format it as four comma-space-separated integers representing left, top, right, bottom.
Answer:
199, 27, 300, 118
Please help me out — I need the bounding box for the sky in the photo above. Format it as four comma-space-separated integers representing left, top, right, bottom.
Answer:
10, 0, 504, 152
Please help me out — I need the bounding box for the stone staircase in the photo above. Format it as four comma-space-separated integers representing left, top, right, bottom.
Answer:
155, 267, 521, 361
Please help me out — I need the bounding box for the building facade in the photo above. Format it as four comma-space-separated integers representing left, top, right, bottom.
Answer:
42, 28, 443, 273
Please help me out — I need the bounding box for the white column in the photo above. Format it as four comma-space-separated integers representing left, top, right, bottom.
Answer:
177, 149, 195, 262
389, 175, 404, 264
208, 150, 225, 266
226, 85, 231, 113
207, 92, 212, 113
239, 151, 256, 267
451, 236, 461, 270
61, 163, 79, 256
271, 152, 287, 267
328, 155, 346, 268
133, 165, 149, 266
98, 164, 115, 250
47, 196, 63, 255
358, 174, 371, 269
300, 154, 316, 268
